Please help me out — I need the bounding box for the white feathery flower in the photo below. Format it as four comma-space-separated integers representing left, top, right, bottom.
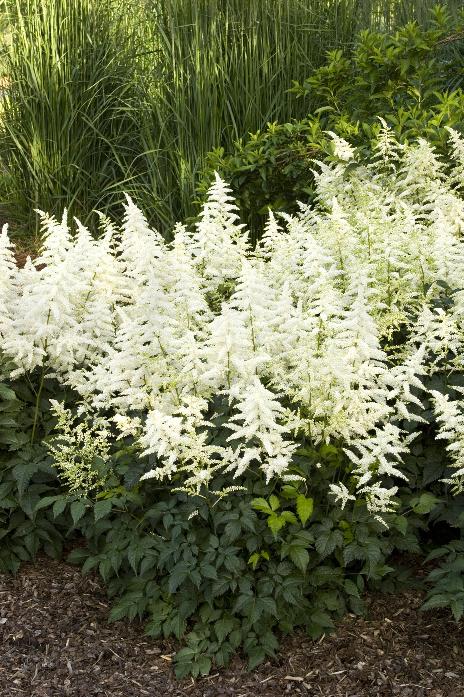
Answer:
360, 483, 399, 517
431, 390, 464, 494
446, 126, 464, 187
325, 131, 356, 161
0, 225, 18, 327
329, 482, 356, 510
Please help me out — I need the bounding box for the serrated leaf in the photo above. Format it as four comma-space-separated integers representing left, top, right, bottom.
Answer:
70, 500, 87, 525
98, 558, 113, 582
82, 556, 99, 574
267, 513, 286, 537
67, 547, 89, 565
257, 596, 277, 617
247, 645, 266, 670
248, 552, 260, 570
289, 545, 309, 572
223, 519, 241, 541
281, 485, 298, 499
168, 562, 189, 593
269, 495, 280, 511
52, 498, 67, 518
412, 492, 440, 515
343, 579, 359, 596
197, 655, 212, 676
94, 499, 112, 522
127, 546, 141, 574
315, 529, 343, 558
422, 593, 451, 611
215, 617, 234, 643
425, 547, 449, 563
349, 595, 366, 615
394, 515, 407, 536
451, 599, 464, 622
201, 563, 218, 580
296, 495, 314, 526
13, 462, 39, 499
0, 384, 17, 401
280, 510, 297, 524
310, 609, 334, 629
169, 614, 186, 639
35, 495, 61, 512
251, 497, 272, 514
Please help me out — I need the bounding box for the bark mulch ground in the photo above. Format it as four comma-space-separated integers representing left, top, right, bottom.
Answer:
1, 557, 464, 697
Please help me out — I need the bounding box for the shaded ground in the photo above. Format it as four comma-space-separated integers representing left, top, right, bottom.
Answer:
1, 558, 464, 697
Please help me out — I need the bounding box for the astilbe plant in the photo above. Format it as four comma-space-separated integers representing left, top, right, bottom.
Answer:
2, 124, 464, 521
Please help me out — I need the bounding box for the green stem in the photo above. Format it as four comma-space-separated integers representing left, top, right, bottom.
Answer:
30, 366, 45, 444
31, 309, 51, 444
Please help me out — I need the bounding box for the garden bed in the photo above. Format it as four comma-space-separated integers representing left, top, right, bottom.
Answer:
1, 557, 463, 697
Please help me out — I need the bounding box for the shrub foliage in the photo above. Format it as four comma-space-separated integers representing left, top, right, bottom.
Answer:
201, 5, 464, 241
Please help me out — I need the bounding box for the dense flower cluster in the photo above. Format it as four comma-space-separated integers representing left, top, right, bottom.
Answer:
2, 124, 464, 517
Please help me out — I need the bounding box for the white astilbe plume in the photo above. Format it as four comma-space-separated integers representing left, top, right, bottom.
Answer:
5, 133, 464, 515
311, 159, 353, 209
414, 306, 463, 372
35, 209, 72, 266
345, 422, 411, 490
139, 398, 227, 493
398, 139, 447, 205
202, 304, 254, 390
257, 211, 284, 259
431, 390, 464, 494
381, 346, 427, 421
189, 173, 249, 292
370, 117, 404, 172
119, 194, 165, 286
446, 126, 464, 188
329, 482, 356, 510
3, 247, 86, 376
360, 484, 399, 523
226, 377, 296, 480
0, 225, 18, 321
229, 259, 288, 364
325, 131, 356, 162
47, 400, 111, 495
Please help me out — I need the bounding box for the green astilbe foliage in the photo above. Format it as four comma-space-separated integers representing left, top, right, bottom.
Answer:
201, 5, 464, 242
423, 540, 464, 621
54, 444, 419, 678
0, 376, 74, 573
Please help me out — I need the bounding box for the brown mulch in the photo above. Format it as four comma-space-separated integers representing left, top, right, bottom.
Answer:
1, 558, 464, 697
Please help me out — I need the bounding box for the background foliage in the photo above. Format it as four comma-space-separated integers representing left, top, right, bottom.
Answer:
1, 1, 463, 237
201, 5, 464, 241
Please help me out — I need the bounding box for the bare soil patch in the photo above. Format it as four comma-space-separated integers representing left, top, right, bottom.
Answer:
1, 557, 464, 697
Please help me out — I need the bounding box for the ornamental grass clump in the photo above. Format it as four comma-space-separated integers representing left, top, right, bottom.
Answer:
1, 126, 464, 520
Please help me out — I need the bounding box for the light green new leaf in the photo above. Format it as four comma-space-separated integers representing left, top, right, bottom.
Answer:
296, 495, 314, 526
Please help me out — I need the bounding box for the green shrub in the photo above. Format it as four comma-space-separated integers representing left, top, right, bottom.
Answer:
200, 5, 464, 242
135, 0, 415, 233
